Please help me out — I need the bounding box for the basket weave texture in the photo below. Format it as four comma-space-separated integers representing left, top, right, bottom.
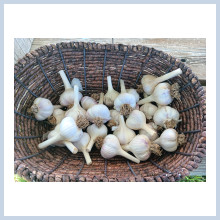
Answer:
14, 41, 206, 182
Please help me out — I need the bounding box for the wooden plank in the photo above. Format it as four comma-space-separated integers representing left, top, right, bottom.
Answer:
30, 38, 113, 51
189, 157, 206, 176
114, 38, 206, 82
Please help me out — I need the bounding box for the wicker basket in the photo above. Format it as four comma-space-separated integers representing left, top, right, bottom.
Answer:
14, 41, 206, 182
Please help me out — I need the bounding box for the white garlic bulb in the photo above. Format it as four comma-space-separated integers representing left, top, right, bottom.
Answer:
73, 132, 92, 165
142, 68, 182, 95
101, 135, 140, 163
38, 117, 83, 149
81, 96, 97, 110
113, 115, 136, 145
48, 108, 65, 125
126, 110, 157, 140
86, 124, 108, 152
47, 127, 78, 154
138, 83, 174, 106
59, 70, 82, 106
109, 110, 121, 126
139, 123, 158, 141
114, 80, 136, 116
30, 97, 59, 121
127, 88, 140, 102
153, 106, 181, 128
86, 93, 111, 127
104, 76, 119, 107
71, 78, 83, 91
65, 85, 86, 121
140, 103, 158, 120
153, 128, 185, 152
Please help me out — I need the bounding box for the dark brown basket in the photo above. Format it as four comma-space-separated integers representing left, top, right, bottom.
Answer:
14, 41, 206, 182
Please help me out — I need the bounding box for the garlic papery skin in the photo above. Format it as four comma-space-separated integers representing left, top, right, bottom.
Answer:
86, 124, 108, 152
141, 68, 182, 95
38, 117, 83, 149
73, 132, 92, 165
71, 78, 83, 92
30, 97, 56, 121
104, 76, 119, 107
86, 95, 111, 127
81, 96, 97, 110
126, 110, 157, 140
108, 110, 121, 126
138, 83, 173, 106
47, 128, 78, 154
139, 124, 158, 141
48, 109, 65, 125
153, 106, 181, 128
113, 79, 136, 117
153, 128, 186, 152
101, 135, 140, 163
59, 70, 82, 106
65, 85, 86, 121
113, 115, 136, 145
127, 89, 140, 102
140, 103, 158, 120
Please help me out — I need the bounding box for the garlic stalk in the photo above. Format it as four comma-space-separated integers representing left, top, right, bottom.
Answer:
138, 82, 180, 106
114, 79, 136, 117
126, 110, 157, 140
153, 128, 186, 152
71, 78, 83, 92
48, 108, 65, 125
81, 96, 97, 110
107, 110, 121, 127
86, 93, 111, 127
139, 123, 158, 141
29, 97, 61, 121
65, 85, 89, 129
104, 76, 119, 107
38, 117, 83, 149
141, 68, 182, 95
140, 103, 158, 120
153, 106, 181, 128
101, 135, 140, 163
59, 70, 82, 106
86, 124, 108, 152
47, 127, 78, 154
113, 115, 136, 145
73, 132, 92, 165
122, 135, 162, 161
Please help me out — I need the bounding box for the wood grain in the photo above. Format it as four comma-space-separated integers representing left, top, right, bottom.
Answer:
189, 157, 206, 176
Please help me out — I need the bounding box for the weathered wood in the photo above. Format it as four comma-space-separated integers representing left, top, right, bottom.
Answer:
189, 157, 206, 176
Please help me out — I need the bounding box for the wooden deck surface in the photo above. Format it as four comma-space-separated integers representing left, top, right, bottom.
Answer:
29, 38, 206, 176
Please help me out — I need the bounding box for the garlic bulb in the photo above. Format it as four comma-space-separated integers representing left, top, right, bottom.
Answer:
141, 68, 182, 95
38, 117, 83, 149
86, 124, 108, 152
138, 82, 180, 106
122, 135, 162, 161
143, 93, 148, 98
48, 108, 65, 125
59, 70, 82, 106
104, 76, 119, 107
153, 106, 181, 128
86, 93, 111, 127
126, 110, 157, 140
47, 127, 78, 154
101, 135, 140, 163
65, 85, 86, 121
81, 96, 97, 110
107, 110, 121, 127
30, 97, 60, 121
113, 115, 136, 145
126, 89, 140, 102
114, 80, 136, 117
139, 123, 158, 141
73, 132, 92, 165
71, 78, 83, 92
153, 128, 186, 152
140, 103, 158, 120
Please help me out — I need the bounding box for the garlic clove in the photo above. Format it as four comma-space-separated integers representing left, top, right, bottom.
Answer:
113, 115, 136, 145
140, 103, 158, 120
30, 97, 55, 121
104, 76, 119, 107
127, 88, 140, 102
101, 135, 140, 163
81, 96, 97, 110
71, 78, 83, 92
142, 68, 182, 95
